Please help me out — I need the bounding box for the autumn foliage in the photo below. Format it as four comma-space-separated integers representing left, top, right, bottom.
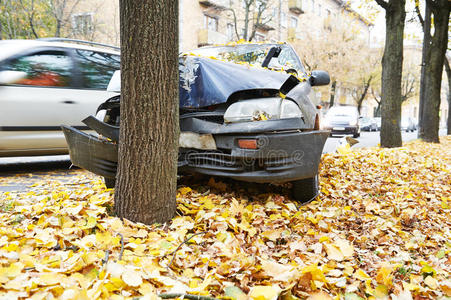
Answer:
0, 137, 450, 299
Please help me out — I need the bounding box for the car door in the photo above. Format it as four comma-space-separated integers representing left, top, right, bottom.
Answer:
0, 48, 81, 155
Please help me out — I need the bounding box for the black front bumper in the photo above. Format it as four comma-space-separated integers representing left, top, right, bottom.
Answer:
62, 118, 329, 184
324, 125, 358, 135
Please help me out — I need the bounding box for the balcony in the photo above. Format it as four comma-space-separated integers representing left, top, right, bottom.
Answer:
198, 0, 230, 9
254, 13, 276, 31
288, 0, 304, 14
198, 29, 228, 46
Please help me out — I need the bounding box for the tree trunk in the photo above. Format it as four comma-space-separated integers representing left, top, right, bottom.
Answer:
445, 58, 451, 135
329, 80, 336, 107
418, 5, 431, 131
379, 0, 405, 148
418, 1, 450, 143
115, 0, 179, 224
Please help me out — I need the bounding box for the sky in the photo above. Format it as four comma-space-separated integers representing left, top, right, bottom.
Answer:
350, 0, 424, 47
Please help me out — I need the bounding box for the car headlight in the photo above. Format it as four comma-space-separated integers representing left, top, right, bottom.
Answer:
349, 119, 357, 126
224, 98, 302, 123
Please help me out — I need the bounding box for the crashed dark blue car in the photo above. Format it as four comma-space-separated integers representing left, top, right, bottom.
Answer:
62, 43, 330, 203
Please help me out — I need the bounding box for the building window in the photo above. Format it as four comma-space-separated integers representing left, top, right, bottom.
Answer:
227, 23, 235, 40
72, 13, 93, 35
272, 7, 277, 17
281, 12, 287, 27
290, 16, 298, 28
311, 0, 314, 12
318, 4, 321, 16
204, 15, 218, 31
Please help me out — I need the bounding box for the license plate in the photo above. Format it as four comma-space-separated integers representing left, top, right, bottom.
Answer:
333, 127, 345, 130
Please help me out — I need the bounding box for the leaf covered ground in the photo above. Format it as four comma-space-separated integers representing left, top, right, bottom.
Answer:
0, 137, 450, 300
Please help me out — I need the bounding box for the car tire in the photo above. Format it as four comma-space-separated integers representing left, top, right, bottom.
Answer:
353, 131, 360, 138
104, 177, 115, 189
292, 176, 319, 204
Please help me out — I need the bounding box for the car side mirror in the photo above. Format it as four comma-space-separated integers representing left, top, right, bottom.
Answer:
309, 70, 330, 86
0, 70, 27, 85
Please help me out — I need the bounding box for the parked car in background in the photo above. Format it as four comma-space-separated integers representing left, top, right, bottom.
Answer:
401, 117, 417, 132
374, 117, 381, 131
359, 117, 378, 131
62, 43, 331, 203
323, 106, 360, 137
0, 38, 120, 157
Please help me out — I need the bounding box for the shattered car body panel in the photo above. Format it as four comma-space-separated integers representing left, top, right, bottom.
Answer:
62, 43, 330, 201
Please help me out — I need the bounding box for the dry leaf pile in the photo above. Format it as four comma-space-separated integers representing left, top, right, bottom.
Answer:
0, 137, 450, 300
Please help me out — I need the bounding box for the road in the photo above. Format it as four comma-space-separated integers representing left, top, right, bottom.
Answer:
0, 130, 447, 192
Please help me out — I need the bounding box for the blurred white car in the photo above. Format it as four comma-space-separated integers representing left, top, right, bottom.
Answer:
0, 38, 120, 157
401, 117, 417, 132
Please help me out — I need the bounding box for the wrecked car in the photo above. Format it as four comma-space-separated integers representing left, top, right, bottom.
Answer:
62, 43, 330, 203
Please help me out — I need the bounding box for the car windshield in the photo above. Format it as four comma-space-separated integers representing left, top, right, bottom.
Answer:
189, 44, 305, 73
327, 107, 357, 117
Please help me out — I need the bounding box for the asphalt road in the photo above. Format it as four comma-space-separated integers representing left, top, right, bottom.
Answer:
0, 130, 447, 192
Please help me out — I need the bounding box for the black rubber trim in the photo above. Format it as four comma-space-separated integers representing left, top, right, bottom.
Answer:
0, 126, 89, 131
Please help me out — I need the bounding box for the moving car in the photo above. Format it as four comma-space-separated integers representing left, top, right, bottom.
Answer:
0, 38, 120, 157
323, 106, 360, 137
359, 117, 378, 131
62, 43, 331, 203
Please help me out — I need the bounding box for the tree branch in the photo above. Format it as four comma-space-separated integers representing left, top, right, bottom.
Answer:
414, 0, 424, 28
374, 0, 389, 10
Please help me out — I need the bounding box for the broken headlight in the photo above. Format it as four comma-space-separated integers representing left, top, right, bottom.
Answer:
223, 98, 302, 123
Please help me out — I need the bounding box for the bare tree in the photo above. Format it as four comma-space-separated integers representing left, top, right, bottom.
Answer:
352, 75, 374, 113
445, 57, 451, 135
227, 0, 274, 41
374, 0, 406, 148
115, 0, 179, 224
49, 0, 82, 37
416, 0, 450, 142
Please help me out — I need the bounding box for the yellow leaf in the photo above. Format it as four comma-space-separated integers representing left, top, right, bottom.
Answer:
335, 239, 354, 258
307, 291, 333, 300
325, 244, 344, 261
424, 276, 438, 289
122, 269, 143, 287
178, 187, 192, 195
249, 286, 281, 300
376, 266, 392, 287
302, 264, 327, 282
374, 284, 388, 298
354, 268, 371, 281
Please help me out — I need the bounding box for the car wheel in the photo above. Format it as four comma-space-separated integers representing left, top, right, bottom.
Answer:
353, 131, 360, 138
104, 177, 115, 188
292, 176, 319, 204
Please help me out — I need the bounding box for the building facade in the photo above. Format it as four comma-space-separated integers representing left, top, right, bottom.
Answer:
179, 0, 372, 52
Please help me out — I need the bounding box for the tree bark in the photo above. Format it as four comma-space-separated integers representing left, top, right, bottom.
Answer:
445, 58, 451, 135
378, 0, 405, 148
329, 80, 336, 107
418, 0, 450, 143
115, 0, 179, 224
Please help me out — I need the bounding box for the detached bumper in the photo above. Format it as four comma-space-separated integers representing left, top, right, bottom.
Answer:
62, 119, 329, 183
61, 125, 117, 178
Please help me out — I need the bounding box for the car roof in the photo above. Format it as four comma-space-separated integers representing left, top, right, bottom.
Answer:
0, 39, 120, 62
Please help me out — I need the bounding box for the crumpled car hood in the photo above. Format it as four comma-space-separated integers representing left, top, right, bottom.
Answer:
179, 55, 291, 108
